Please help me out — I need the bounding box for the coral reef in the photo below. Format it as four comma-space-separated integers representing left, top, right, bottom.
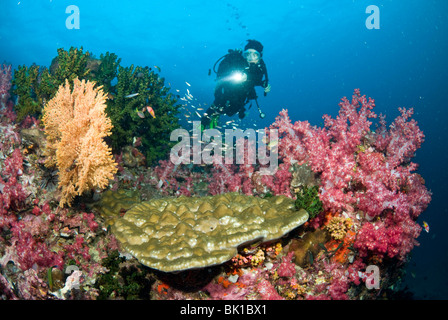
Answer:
42, 78, 117, 207
1, 53, 433, 302
12, 47, 179, 166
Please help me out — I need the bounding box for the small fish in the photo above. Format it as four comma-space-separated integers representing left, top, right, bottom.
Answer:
146, 106, 156, 118
423, 221, 430, 233
107, 93, 115, 100
125, 93, 139, 98
186, 81, 191, 87
154, 65, 161, 72
195, 111, 202, 118
135, 107, 145, 118
268, 140, 278, 150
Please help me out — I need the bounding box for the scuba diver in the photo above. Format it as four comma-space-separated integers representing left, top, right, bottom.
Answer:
202, 39, 271, 129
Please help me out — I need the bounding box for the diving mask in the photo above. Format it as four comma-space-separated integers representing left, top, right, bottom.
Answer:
243, 49, 261, 63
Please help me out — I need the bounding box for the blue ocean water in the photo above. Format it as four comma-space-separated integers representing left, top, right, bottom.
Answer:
1, 0, 447, 299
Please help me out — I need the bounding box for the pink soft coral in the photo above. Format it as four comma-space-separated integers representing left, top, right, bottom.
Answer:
257, 279, 283, 300
270, 89, 431, 262
0, 149, 27, 216
0, 64, 12, 105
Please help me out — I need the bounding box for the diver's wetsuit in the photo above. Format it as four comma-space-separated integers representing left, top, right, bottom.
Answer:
203, 50, 268, 128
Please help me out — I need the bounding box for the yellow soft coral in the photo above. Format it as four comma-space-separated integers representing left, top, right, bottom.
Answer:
42, 78, 117, 207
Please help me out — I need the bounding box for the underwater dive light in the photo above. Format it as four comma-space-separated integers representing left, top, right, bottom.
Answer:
228, 71, 247, 83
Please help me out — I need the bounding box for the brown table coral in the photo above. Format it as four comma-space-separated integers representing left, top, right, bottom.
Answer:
112, 193, 309, 272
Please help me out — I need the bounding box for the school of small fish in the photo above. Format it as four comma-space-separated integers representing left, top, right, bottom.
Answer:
178, 81, 262, 133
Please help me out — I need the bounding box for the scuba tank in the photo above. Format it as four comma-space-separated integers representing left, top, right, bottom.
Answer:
208, 49, 268, 119
209, 49, 246, 78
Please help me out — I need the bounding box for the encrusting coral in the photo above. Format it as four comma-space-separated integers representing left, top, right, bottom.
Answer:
42, 78, 117, 207
288, 228, 329, 267
112, 192, 309, 272
326, 216, 352, 241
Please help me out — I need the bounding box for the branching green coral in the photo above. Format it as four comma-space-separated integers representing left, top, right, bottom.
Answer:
12, 64, 42, 121
95, 250, 153, 300
12, 47, 92, 121
94, 52, 121, 92
294, 185, 323, 219
49, 47, 91, 87
106, 64, 180, 165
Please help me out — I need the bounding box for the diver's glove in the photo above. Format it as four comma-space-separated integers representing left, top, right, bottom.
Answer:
264, 83, 271, 94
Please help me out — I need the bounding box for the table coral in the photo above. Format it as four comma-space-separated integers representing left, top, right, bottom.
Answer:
112, 192, 309, 272
90, 188, 141, 225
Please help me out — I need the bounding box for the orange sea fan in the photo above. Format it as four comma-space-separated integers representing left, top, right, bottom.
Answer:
42, 78, 117, 207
